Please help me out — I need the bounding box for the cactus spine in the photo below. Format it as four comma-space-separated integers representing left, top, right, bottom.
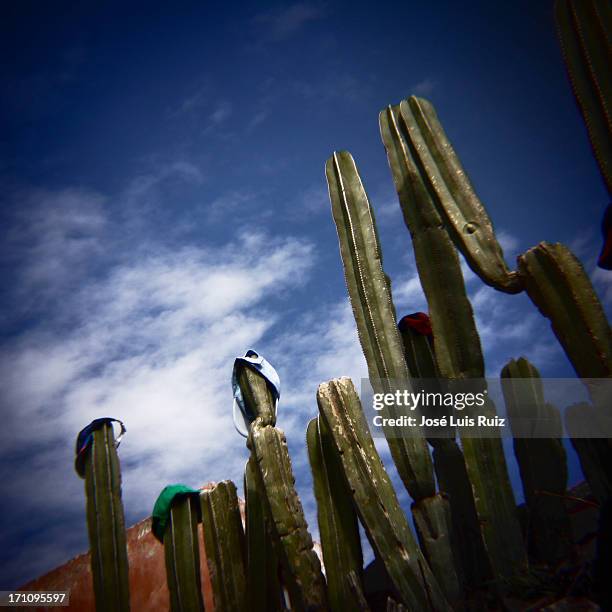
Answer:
82, 423, 131, 612
199, 481, 247, 611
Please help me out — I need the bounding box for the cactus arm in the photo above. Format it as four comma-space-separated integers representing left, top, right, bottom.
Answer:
83, 424, 131, 612
555, 0, 612, 193
317, 377, 451, 611
163, 494, 205, 612
501, 358, 572, 564
244, 458, 283, 612
395, 97, 522, 294
200, 481, 247, 611
307, 417, 365, 612
517, 242, 612, 382
325, 150, 435, 501
249, 423, 328, 611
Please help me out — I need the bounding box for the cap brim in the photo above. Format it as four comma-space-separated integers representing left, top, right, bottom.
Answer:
233, 398, 250, 438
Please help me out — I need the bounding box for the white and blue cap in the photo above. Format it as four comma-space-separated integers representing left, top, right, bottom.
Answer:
232, 349, 281, 437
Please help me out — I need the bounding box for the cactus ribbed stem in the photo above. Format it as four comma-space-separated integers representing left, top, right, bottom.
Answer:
163, 495, 205, 612
518, 242, 612, 383
566, 402, 612, 504
555, 0, 612, 193
388, 97, 522, 294
325, 149, 435, 501
501, 358, 572, 564
380, 102, 527, 582
200, 481, 247, 611
83, 424, 131, 612
249, 423, 328, 611
317, 377, 450, 611
307, 416, 365, 612
244, 458, 283, 612
238, 365, 276, 427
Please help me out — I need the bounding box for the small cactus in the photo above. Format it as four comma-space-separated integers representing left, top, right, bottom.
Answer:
162, 493, 205, 612
200, 481, 247, 611
307, 416, 365, 611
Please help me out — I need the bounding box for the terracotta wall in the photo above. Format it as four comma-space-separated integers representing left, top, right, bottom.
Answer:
21, 509, 216, 611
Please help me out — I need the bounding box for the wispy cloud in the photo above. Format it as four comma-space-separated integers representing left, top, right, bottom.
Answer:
253, 3, 324, 42
203, 101, 233, 133
412, 77, 436, 97
0, 208, 319, 585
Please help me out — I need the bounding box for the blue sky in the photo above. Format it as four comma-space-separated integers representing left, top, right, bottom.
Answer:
1, 1, 610, 589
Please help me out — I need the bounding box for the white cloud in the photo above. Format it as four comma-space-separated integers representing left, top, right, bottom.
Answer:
0, 217, 322, 584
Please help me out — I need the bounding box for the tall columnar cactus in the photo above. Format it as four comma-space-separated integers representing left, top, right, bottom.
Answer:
200, 481, 247, 611
317, 377, 450, 611
501, 358, 572, 564
244, 457, 283, 612
325, 149, 435, 502
80, 423, 131, 612
163, 494, 205, 612
555, 0, 612, 194
307, 416, 366, 612
379, 102, 527, 582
